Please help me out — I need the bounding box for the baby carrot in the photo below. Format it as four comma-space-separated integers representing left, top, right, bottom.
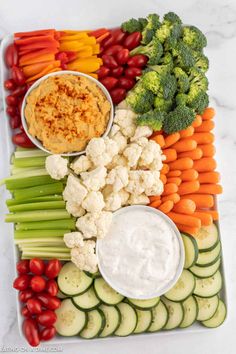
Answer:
181, 169, 198, 181
195, 120, 215, 133
175, 223, 199, 236
167, 177, 182, 186
192, 211, 213, 226
192, 132, 215, 145
164, 132, 180, 148
158, 200, 174, 213
192, 115, 202, 128
163, 148, 177, 163
151, 134, 165, 148
178, 148, 203, 160
160, 174, 167, 184
195, 184, 223, 194
166, 170, 181, 178
193, 158, 217, 172
178, 181, 200, 195
162, 193, 180, 204
198, 171, 220, 184
161, 164, 169, 174
172, 138, 197, 152
198, 144, 216, 157
167, 212, 201, 228
179, 126, 194, 138
202, 107, 215, 120
169, 158, 193, 171
149, 196, 160, 203
149, 199, 162, 208
202, 210, 219, 221
173, 199, 196, 214
162, 183, 178, 196
184, 194, 214, 208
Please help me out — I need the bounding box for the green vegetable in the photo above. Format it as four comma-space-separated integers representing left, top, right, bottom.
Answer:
182, 25, 207, 51
172, 41, 196, 71
13, 156, 46, 168
126, 82, 155, 113
121, 18, 143, 33
173, 67, 190, 93
175, 93, 188, 106
6, 195, 63, 206
130, 37, 163, 65
15, 219, 76, 231
193, 51, 209, 73
14, 149, 49, 159
187, 88, 209, 114
13, 182, 64, 201
136, 110, 167, 130
5, 209, 70, 223
156, 12, 182, 47
141, 14, 161, 44
5, 175, 56, 190
8, 200, 66, 212
163, 105, 195, 133
188, 67, 209, 91
14, 229, 70, 238
154, 96, 173, 112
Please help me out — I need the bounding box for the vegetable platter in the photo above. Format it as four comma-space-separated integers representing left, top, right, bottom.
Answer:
0, 12, 227, 347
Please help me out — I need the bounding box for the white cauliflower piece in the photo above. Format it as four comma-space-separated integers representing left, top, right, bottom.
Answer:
66, 201, 86, 217
131, 126, 153, 142
70, 155, 92, 174
45, 155, 68, 180
106, 166, 129, 192
149, 157, 163, 171
82, 191, 105, 213
111, 131, 127, 153
104, 192, 122, 211
116, 100, 130, 110
64, 232, 84, 248
135, 137, 149, 148
76, 211, 112, 239
80, 166, 107, 191
145, 171, 164, 196
139, 140, 162, 168
125, 171, 145, 195
114, 109, 136, 137
119, 189, 130, 206
86, 137, 118, 167
109, 124, 120, 137
107, 155, 128, 169
123, 143, 142, 168
71, 240, 98, 273
63, 174, 88, 204
95, 211, 113, 239
128, 193, 150, 205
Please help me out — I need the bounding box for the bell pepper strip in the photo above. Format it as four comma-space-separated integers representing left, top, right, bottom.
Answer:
19, 53, 56, 67
15, 35, 56, 46
77, 46, 93, 57
59, 33, 89, 41
89, 28, 109, 38
67, 57, 102, 72
22, 60, 60, 77
19, 48, 58, 66
19, 43, 59, 56
79, 36, 96, 45
55, 51, 78, 64
26, 64, 55, 82
59, 41, 84, 51
87, 73, 98, 79
61, 30, 90, 34
19, 40, 59, 52
92, 44, 100, 54
96, 32, 110, 43
14, 29, 55, 39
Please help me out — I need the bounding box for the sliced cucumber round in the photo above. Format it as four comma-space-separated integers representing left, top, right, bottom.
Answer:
195, 295, 219, 321
194, 270, 222, 298
164, 270, 195, 302
201, 300, 227, 328
148, 301, 168, 332
194, 224, 219, 252
181, 233, 198, 269
58, 262, 93, 296
99, 305, 121, 338
180, 296, 198, 328
162, 298, 184, 330
190, 258, 221, 278
72, 286, 100, 311
115, 302, 137, 336
85, 270, 101, 279
80, 309, 105, 339
128, 297, 160, 310
94, 278, 124, 305
57, 290, 68, 299
196, 242, 221, 267
133, 309, 152, 334
55, 299, 87, 336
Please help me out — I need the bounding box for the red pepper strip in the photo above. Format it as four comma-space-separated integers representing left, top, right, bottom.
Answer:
15, 34, 55, 46
26, 63, 55, 82
54, 31, 62, 41
19, 49, 58, 65
89, 28, 109, 38
65, 51, 78, 62
19, 45, 59, 56
19, 53, 56, 67
96, 32, 110, 43
56, 51, 77, 64
19, 40, 59, 52
14, 29, 55, 39
23, 60, 60, 77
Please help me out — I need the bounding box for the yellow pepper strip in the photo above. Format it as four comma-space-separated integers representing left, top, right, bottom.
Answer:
59, 33, 89, 41
77, 47, 93, 58
61, 30, 90, 34
79, 36, 96, 45
87, 73, 98, 79
92, 44, 100, 54
59, 41, 84, 51
67, 57, 102, 72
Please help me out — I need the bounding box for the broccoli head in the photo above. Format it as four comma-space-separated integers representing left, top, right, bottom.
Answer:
163, 12, 182, 25
173, 67, 190, 93
154, 96, 173, 112
141, 13, 161, 45
141, 71, 162, 94
148, 52, 174, 75
156, 12, 182, 48
182, 25, 207, 51
175, 93, 188, 106
172, 40, 196, 70
121, 18, 142, 33
138, 17, 148, 30
160, 73, 177, 100
163, 105, 196, 133
193, 51, 209, 73
136, 110, 167, 131
130, 37, 163, 65
187, 88, 209, 114
188, 67, 208, 91
141, 71, 177, 100
126, 83, 155, 114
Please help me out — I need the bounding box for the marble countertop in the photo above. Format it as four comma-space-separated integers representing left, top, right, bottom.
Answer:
0, 0, 236, 353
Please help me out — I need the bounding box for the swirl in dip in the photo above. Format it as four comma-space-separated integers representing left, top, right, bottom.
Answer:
24, 74, 111, 154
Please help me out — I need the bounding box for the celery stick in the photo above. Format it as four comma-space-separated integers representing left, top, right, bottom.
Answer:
20, 247, 69, 253
14, 229, 70, 238
6, 175, 55, 190
22, 252, 71, 260
6, 195, 63, 206
11, 166, 37, 175
15, 218, 75, 230
15, 150, 49, 159
15, 237, 64, 245
13, 182, 63, 201
18, 241, 66, 248
13, 156, 46, 168
9, 200, 65, 212
8, 168, 48, 180
5, 209, 70, 222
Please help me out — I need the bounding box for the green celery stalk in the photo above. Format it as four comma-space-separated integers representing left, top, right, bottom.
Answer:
18, 241, 66, 248
15, 218, 75, 230
6, 168, 48, 181
22, 252, 71, 260
14, 150, 49, 159
15, 237, 64, 245
13, 156, 46, 168
20, 247, 69, 253
13, 182, 63, 201
9, 200, 65, 212
6, 175, 55, 190
5, 209, 70, 222
10, 166, 37, 175
14, 229, 70, 238
6, 195, 63, 206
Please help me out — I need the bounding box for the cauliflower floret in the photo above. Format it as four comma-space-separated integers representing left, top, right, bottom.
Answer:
71, 240, 98, 273
66, 201, 86, 217
64, 232, 84, 248
45, 155, 68, 180
123, 143, 142, 168
70, 155, 92, 174
135, 137, 149, 148
116, 100, 130, 110
145, 171, 164, 196
63, 174, 88, 204
76, 211, 112, 239
114, 109, 136, 137
111, 131, 127, 153
86, 137, 118, 167
139, 140, 162, 168
109, 124, 120, 137
149, 157, 163, 171
125, 171, 145, 195
106, 166, 129, 192
80, 166, 107, 191
107, 155, 128, 169
82, 191, 105, 213
104, 192, 122, 211
128, 193, 150, 205
95, 211, 113, 238
119, 189, 130, 206
131, 126, 153, 142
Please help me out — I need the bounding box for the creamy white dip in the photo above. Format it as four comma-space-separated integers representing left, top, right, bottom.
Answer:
97, 206, 182, 298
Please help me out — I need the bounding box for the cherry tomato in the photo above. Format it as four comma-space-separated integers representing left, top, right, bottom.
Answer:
116, 49, 130, 65
23, 318, 40, 347
125, 67, 142, 79
110, 66, 124, 77
111, 28, 126, 44
127, 54, 148, 67
11, 85, 27, 97
6, 95, 18, 106
97, 66, 110, 79
4, 79, 16, 91
29, 258, 45, 276
6, 106, 17, 118
5, 44, 18, 68
21, 306, 31, 318
45, 259, 62, 279
18, 98, 23, 114
36, 293, 61, 310
37, 310, 57, 327
19, 289, 34, 303
104, 45, 123, 56
10, 115, 21, 129
27, 298, 42, 315
11, 66, 26, 85
101, 35, 115, 49
46, 279, 58, 297
13, 274, 31, 291
123, 32, 141, 50
12, 132, 35, 148
110, 88, 127, 104
101, 55, 118, 69
61, 62, 67, 70
17, 260, 29, 275
40, 326, 56, 341
100, 77, 118, 91
118, 77, 135, 90
31, 276, 46, 293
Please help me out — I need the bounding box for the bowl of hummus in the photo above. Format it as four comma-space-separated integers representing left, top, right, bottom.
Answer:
21, 71, 113, 156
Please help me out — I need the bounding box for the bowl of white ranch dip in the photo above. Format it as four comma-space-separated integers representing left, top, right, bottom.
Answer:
97, 205, 184, 299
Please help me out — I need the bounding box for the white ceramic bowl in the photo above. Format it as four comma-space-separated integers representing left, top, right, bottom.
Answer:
21, 70, 114, 157
97, 205, 185, 300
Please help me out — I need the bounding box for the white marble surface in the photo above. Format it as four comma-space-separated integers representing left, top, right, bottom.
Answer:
0, 0, 236, 352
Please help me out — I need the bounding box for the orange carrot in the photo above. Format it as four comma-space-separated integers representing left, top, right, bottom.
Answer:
179, 126, 194, 138
151, 134, 165, 148
172, 138, 197, 152
195, 184, 223, 194
166, 170, 181, 178
192, 115, 202, 128
198, 171, 220, 184
184, 194, 214, 208
149, 199, 162, 208
178, 148, 203, 160
193, 158, 217, 172
26, 64, 54, 82
198, 144, 216, 157
158, 200, 174, 213
149, 196, 160, 203
163, 148, 177, 163
181, 169, 198, 181
167, 212, 201, 228
160, 174, 167, 184
192, 132, 215, 145
178, 181, 200, 195
175, 223, 199, 235
162, 193, 180, 204
161, 164, 169, 174
162, 183, 178, 196
173, 199, 196, 214
169, 158, 193, 171
202, 210, 219, 221
164, 132, 180, 148
192, 211, 213, 226
195, 120, 215, 133
167, 177, 182, 186
202, 107, 215, 120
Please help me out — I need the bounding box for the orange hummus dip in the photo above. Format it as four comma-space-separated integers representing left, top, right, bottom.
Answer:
24, 74, 111, 153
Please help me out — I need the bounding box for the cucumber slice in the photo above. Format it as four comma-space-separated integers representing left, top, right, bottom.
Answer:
94, 278, 124, 305
57, 290, 68, 299
133, 309, 152, 334
72, 287, 100, 311
85, 270, 101, 279
180, 296, 198, 328
80, 309, 105, 339
195, 295, 219, 321
196, 242, 221, 267
55, 299, 87, 336
194, 224, 219, 252
58, 262, 93, 296
99, 305, 121, 338
194, 270, 222, 297
148, 301, 168, 332
190, 258, 221, 278
201, 300, 227, 328
164, 270, 195, 302
162, 298, 184, 330
115, 303, 137, 336
181, 233, 198, 269
128, 297, 160, 310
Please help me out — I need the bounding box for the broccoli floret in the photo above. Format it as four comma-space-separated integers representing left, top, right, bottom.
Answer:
121, 18, 142, 33
172, 40, 196, 70
154, 96, 173, 112
188, 67, 208, 91
173, 67, 190, 93
141, 71, 177, 99
137, 110, 167, 131
163, 12, 182, 25
141, 13, 161, 44
163, 105, 196, 133
148, 52, 174, 75
187, 88, 209, 114
156, 13, 182, 47
193, 51, 209, 73
160, 73, 177, 100
175, 93, 188, 106
182, 26, 207, 51
141, 71, 162, 94
126, 83, 155, 113
130, 37, 163, 65
138, 17, 148, 30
